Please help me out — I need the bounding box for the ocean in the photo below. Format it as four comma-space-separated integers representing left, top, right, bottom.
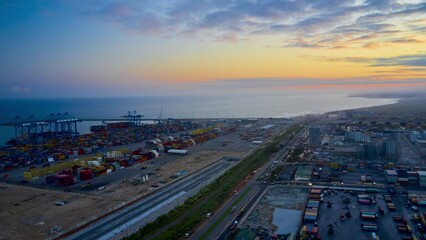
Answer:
0, 93, 397, 145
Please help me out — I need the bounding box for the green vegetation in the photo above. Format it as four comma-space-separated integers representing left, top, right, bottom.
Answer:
200, 186, 252, 240
268, 165, 285, 182
125, 123, 304, 240
287, 146, 305, 162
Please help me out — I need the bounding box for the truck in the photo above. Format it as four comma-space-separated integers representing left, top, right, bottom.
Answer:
230, 220, 239, 230
387, 202, 396, 211
362, 223, 378, 231
360, 210, 377, 221
383, 194, 393, 203
237, 209, 245, 219
371, 232, 380, 240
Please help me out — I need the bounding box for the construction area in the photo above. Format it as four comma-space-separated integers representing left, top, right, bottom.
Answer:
91, 150, 243, 199
241, 186, 308, 238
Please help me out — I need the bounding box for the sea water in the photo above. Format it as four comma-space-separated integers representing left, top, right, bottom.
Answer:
0, 93, 397, 144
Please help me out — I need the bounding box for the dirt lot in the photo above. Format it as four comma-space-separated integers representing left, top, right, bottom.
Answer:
243, 186, 308, 234
0, 183, 120, 240
95, 150, 244, 200
0, 150, 243, 240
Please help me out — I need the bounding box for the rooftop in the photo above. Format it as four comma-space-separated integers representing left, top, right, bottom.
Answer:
295, 166, 313, 177
385, 170, 398, 175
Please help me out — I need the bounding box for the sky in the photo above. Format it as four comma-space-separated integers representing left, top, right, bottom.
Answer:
0, 0, 425, 98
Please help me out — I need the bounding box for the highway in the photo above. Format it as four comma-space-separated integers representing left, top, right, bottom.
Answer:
215, 184, 267, 240
65, 159, 233, 240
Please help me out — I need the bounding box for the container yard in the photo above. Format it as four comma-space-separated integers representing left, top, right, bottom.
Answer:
0, 148, 246, 239
1, 119, 240, 186
0, 118, 202, 173
297, 186, 426, 240
0, 118, 282, 239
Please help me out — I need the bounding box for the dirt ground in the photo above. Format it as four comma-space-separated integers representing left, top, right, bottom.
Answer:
0, 150, 243, 240
0, 183, 121, 240
93, 150, 243, 199
243, 186, 308, 234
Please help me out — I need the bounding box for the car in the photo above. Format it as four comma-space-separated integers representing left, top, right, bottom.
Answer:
55, 201, 65, 206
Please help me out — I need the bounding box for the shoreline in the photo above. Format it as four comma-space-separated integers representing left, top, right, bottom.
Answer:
2, 91, 425, 145
349, 95, 426, 114
0, 94, 407, 146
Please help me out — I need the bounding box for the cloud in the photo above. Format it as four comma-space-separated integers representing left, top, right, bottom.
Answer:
313, 54, 426, 70
412, 26, 426, 33
388, 38, 423, 44
84, 1, 173, 34
363, 42, 381, 49
192, 77, 426, 95
214, 34, 249, 43
80, 0, 426, 49
405, 68, 426, 72
372, 55, 426, 67
285, 38, 324, 48
324, 57, 372, 63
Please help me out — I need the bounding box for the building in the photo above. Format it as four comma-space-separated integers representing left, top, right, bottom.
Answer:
407, 171, 419, 184
309, 127, 321, 145
345, 130, 370, 142
357, 141, 384, 160
295, 166, 313, 181
321, 134, 331, 146
385, 170, 398, 183
385, 139, 397, 161
333, 146, 358, 158
410, 131, 421, 143
418, 171, 426, 187
415, 140, 426, 154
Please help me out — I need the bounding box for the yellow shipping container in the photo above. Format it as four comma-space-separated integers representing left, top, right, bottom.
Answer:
23, 172, 32, 181
38, 169, 45, 177
30, 168, 38, 177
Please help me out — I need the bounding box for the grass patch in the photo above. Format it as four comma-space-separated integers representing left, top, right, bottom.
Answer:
268, 165, 285, 182
200, 186, 252, 239
125, 123, 304, 240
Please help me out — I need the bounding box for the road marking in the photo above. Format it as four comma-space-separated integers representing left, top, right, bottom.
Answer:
98, 191, 187, 240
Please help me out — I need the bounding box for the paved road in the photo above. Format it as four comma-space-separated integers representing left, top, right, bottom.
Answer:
192, 123, 308, 240
399, 135, 423, 164
65, 160, 233, 240
215, 184, 267, 240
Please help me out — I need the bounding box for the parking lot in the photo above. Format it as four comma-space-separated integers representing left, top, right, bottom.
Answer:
311, 187, 423, 240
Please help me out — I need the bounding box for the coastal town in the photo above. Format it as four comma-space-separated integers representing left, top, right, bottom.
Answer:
1, 99, 426, 240
2, 0, 426, 239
